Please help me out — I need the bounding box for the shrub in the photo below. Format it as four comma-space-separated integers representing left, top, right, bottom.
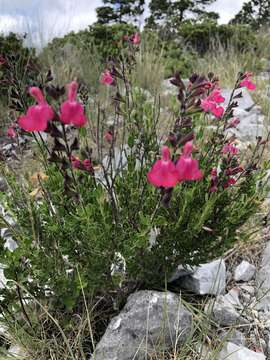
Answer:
0, 33, 40, 111
0, 33, 41, 134
0, 37, 268, 355
178, 22, 257, 54
46, 23, 137, 61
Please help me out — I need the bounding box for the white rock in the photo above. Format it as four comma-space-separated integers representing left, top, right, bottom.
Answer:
220, 330, 246, 346
256, 242, 270, 310
8, 344, 27, 358
221, 88, 255, 111
169, 264, 195, 283
240, 285, 255, 295
162, 78, 189, 96
205, 295, 247, 326
92, 290, 192, 360
226, 111, 267, 143
3, 237, 18, 252
234, 261, 256, 282
218, 342, 265, 360
221, 88, 268, 143
179, 259, 226, 295
224, 288, 242, 308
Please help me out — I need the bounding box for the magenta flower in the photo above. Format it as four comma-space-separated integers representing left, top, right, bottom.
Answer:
209, 185, 218, 193
210, 168, 218, 180
131, 33, 141, 45
18, 87, 54, 132
104, 131, 113, 143
7, 127, 16, 138
7, 124, 17, 138
240, 72, 256, 91
208, 90, 225, 103
60, 81, 87, 127
224, 177, 236, 188
0, 56, 6, 66
71, 156, 82, 169
201, 90, 225, 118
176, 142, 203, 182
100, 70, 114, 86
211, 105, 224, 118
147, 146, 179, 188
222, 143, 239, 156
209, 168, 218, 193
83, 159, 94, 174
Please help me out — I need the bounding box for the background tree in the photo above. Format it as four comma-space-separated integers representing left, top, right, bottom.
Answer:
96, 0, 145, 24
231, 0, 270, 29
146, 0, 217, 30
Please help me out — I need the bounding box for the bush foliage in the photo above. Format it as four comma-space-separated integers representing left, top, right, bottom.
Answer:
178, 22, 257, 54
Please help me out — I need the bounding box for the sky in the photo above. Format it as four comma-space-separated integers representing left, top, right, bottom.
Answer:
0, 0, 248, 47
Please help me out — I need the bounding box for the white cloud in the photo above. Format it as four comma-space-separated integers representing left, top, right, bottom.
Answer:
209, 0, 247, 24
0, 0, 101, 47
0, 0, 249, 47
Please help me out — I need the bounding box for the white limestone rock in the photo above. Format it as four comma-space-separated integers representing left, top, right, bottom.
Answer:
218, 342, 265, 360
179, 259, 226, 295
234, 261, 256, 282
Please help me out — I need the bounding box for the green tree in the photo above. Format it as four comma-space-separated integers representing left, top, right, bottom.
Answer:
0, 32, 38, 110
146, 0, 217, 30
231, 0, 270, 29
96, 0, 145, 24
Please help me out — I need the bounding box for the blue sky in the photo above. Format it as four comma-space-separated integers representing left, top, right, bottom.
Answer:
0, 0, 247, 47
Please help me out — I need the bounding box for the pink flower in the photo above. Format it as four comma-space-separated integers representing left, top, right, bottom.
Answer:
209, 168, 218, 193
131, 33, 141, 45
240, 73, 256, 91
0, 56, 6, 66
71, 156, 81, 169
201, 90, 225, 118
147, 146, 179, 188
18, 87, 54, 132
60, 81, 87, 127
7, 124, 17, 138
224, 177, 236, 188
7, 127, 16, 138
83, 159, 93, 173
100, 70, 114, 86
222, 143, 239, 156
104, 131, 113, 143
176, 142, 203, 182
210, 168, 218, 180
211, 105, 224, 118
202, 82, 213, 90
208, 90, 225, 103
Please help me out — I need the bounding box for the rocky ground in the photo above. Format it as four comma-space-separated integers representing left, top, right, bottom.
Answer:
92, 229, 270, 359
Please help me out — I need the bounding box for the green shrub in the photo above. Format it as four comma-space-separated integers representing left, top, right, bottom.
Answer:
0, 33, 41, 134
178, 22, 257, 54
46, 23, 137, 61
0, 41, 267, 356
0, 33, 39, 111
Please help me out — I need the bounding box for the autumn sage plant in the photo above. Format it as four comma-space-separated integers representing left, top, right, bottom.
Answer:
0, 33, 268, 346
